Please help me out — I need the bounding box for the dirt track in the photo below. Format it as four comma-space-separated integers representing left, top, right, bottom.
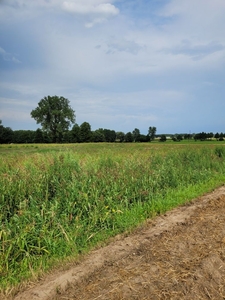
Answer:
13, 186, 225, 300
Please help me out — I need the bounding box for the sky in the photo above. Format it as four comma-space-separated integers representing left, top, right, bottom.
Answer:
0, 0, 225, 135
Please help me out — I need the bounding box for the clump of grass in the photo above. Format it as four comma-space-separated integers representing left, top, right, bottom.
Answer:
0, 144, 225, 292
215, 146, 225, 158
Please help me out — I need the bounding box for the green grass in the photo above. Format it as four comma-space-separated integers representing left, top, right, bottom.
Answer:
1, 143, 225, 293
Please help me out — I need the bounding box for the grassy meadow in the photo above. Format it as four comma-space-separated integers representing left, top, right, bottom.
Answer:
1, 142, 225, 293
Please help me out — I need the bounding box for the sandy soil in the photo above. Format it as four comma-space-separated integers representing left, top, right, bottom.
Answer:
11, 186, 225, 300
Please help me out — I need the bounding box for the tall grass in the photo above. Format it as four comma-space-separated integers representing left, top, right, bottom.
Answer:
0, 143, 225, 291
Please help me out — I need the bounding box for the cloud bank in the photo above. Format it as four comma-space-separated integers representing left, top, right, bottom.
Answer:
0, 0, 225, 133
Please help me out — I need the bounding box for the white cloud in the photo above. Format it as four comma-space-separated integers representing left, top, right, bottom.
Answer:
85, 18, 106, 28
106, 38, 143, 55
62, 1, 119, 16
62, 0, 119, 27
159, 0, 225, 40
163, 40, 224, 61
0, 46, 21, 63
0, 0, 119, 26
159, 0, 225, 17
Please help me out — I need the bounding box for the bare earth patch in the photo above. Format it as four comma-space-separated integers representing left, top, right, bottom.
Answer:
12, 186, 225, 300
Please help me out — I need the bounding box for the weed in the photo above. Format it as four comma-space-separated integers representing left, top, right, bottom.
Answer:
0, 143, 225, 291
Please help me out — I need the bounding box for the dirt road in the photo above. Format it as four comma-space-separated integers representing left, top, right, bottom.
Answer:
13, 186, 225, 300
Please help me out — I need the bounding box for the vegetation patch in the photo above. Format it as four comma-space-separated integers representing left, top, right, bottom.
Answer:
0, 143, 225, 292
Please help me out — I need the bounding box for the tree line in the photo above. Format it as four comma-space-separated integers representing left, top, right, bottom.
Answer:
0, 120, 158, 144
0, 95, 224, 144
1, 120, 225, 144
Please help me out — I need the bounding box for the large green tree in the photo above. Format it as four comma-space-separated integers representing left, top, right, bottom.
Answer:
31, 95, 75, 143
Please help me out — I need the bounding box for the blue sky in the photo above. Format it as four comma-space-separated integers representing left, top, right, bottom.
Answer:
0, 0, 225, 134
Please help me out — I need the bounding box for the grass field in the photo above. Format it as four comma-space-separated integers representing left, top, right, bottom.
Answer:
1, 142, 225, 293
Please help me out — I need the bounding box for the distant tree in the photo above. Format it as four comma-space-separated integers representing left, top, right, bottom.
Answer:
159, 134, 167, 142
116, 131, 125, 142
80, 122, 92, 142
103, 129, 116, 142
31, 95, 75, 143
0, 121, 14, 143
92, 129, 105, 142
184, 134, 192, 140
13, 130, 22, 143
201, 132, 207, 141
147, 126, 157, 141
63, 130, 73, 143
1, 127, 14, 144
71, 123, 81, 143
215, 132, 220, 140
5, 127, 14, 144
132, 128, 141, 142
207, 132, 214, 140
124, 132, 133, 142
172, 134, 183, 142
194, 134, 198, 141
176, 134, 183, 141
194, 132, 208, 141
139, 134, 148, 142
13, 130, 35, 143
42, 131, 52, 143
34, 128, 43, 143
219, 132, 224, 141
172, 136, 177, 142
0, 120, 3, 142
